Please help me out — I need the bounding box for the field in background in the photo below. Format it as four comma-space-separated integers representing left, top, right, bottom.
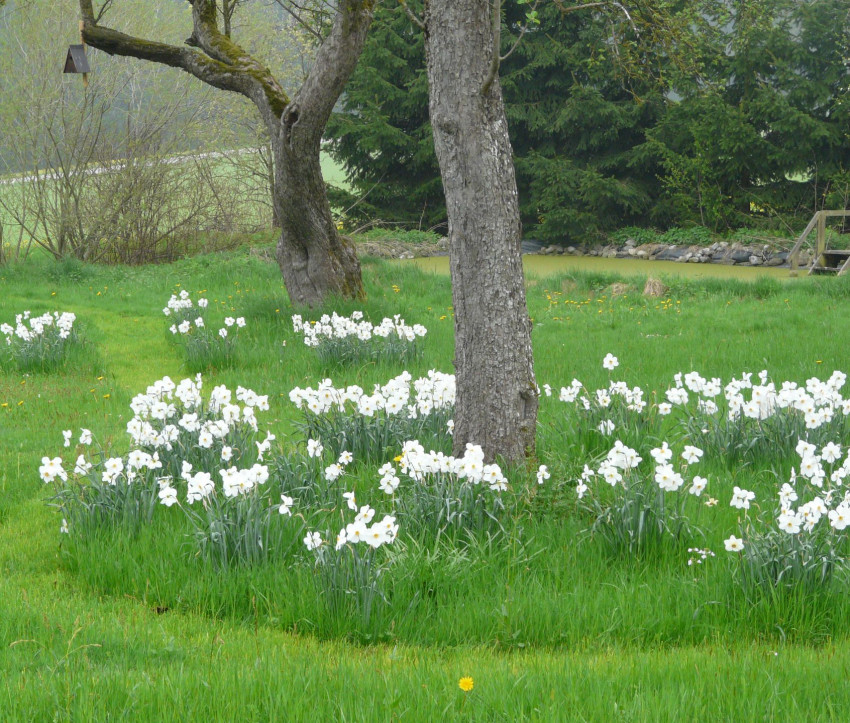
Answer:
0, 151, 348, 252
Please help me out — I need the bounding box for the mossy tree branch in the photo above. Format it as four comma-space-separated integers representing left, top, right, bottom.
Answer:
78, 0, 289, 131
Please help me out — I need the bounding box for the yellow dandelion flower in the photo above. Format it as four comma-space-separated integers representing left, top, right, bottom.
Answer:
459, 677, 474, 692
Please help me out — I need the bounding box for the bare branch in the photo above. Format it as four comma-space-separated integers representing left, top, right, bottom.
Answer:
398, 0, 425, 30
551, 0, 637, 34
78, 0, 289, 130
93, 0, 113, 24
273, 0, 325, 41
499, 0, 540, 63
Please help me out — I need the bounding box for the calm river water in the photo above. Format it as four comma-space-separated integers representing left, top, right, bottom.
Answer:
405, 254, 797, 281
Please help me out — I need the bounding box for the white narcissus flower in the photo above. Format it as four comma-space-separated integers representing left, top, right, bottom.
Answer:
79, 428, 92, 445
777, 512, 802, 535
379, 473, 400, 495
303, 531, 322, 550
74, 455, 92, 476
681, 445, 704, 464
102, 457, 124, 484
829, 505, 850, 530
821, 442, 841, 464
597, 419, 615, 436
602, 353, 619, 370
306, 439, 323, 458
343, 491, 357, 511
218, 328, 228, 338
62, 430, 72, 447
730, 486, 755, 510
536, 465, 550, 485
279, 494, 294, 516
355, 505, 375, 524
724, 535, 744, 552
60, 519, 69, 534
158, 486, 178, 507
650, 442, 673, 464
689, 476, 708, 496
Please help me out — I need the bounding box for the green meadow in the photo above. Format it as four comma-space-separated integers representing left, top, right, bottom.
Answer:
3, 247, 850, 720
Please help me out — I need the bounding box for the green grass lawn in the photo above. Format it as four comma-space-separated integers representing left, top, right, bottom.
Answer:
3, 249, 850, 720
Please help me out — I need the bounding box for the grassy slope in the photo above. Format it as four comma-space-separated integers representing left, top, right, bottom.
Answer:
3, 251, 850, 720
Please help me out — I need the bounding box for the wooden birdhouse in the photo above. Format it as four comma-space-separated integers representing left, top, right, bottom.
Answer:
64, 44, 91, 74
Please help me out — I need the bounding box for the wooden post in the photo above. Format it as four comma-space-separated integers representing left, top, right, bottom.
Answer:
79, 20, 89, 90
816, 210, 826, 265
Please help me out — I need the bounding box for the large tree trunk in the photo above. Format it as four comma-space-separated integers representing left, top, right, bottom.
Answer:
424, 0, 538, 462
273, 126, 363, 306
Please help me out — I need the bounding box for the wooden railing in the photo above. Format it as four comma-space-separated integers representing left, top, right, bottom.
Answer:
788, 210, 850, 276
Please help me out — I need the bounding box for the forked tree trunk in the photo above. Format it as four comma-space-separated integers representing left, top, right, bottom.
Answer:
78, 0, 373, 308
424, 0, 538, 462
273, 124, 363, 307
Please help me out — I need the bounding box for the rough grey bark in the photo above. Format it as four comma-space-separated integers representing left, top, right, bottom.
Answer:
78, 0, 372, 307
423, 0, 538, 462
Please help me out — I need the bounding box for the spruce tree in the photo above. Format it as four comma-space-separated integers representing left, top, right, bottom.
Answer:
329, 1, 667, 242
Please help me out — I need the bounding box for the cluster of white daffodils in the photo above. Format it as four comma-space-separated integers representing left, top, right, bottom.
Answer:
769, 441, 850, 537
556, 378, 647, 412
125, 375, 268, 452
164, 290, 245, 340
572, 438, 707, 555
43, 375, 286, 562
302, 502, 399, 552
660, 369, 849, 430
1, 310, 77, 343
397, 440, 508, 491
577, 440, 649, 497
549, 355, 648, 439
292, 311, 426, 347
162, 290, 198, 316
581, 440, 707, 494
335, 502, 399, 550
44, 376, 271, 499
289, 370, 455, 420
166, 458, 271, 505
323, 449, 354, 482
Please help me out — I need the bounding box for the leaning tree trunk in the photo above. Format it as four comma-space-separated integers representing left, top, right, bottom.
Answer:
273, 124, 363, 307
424, 0, 538, 462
